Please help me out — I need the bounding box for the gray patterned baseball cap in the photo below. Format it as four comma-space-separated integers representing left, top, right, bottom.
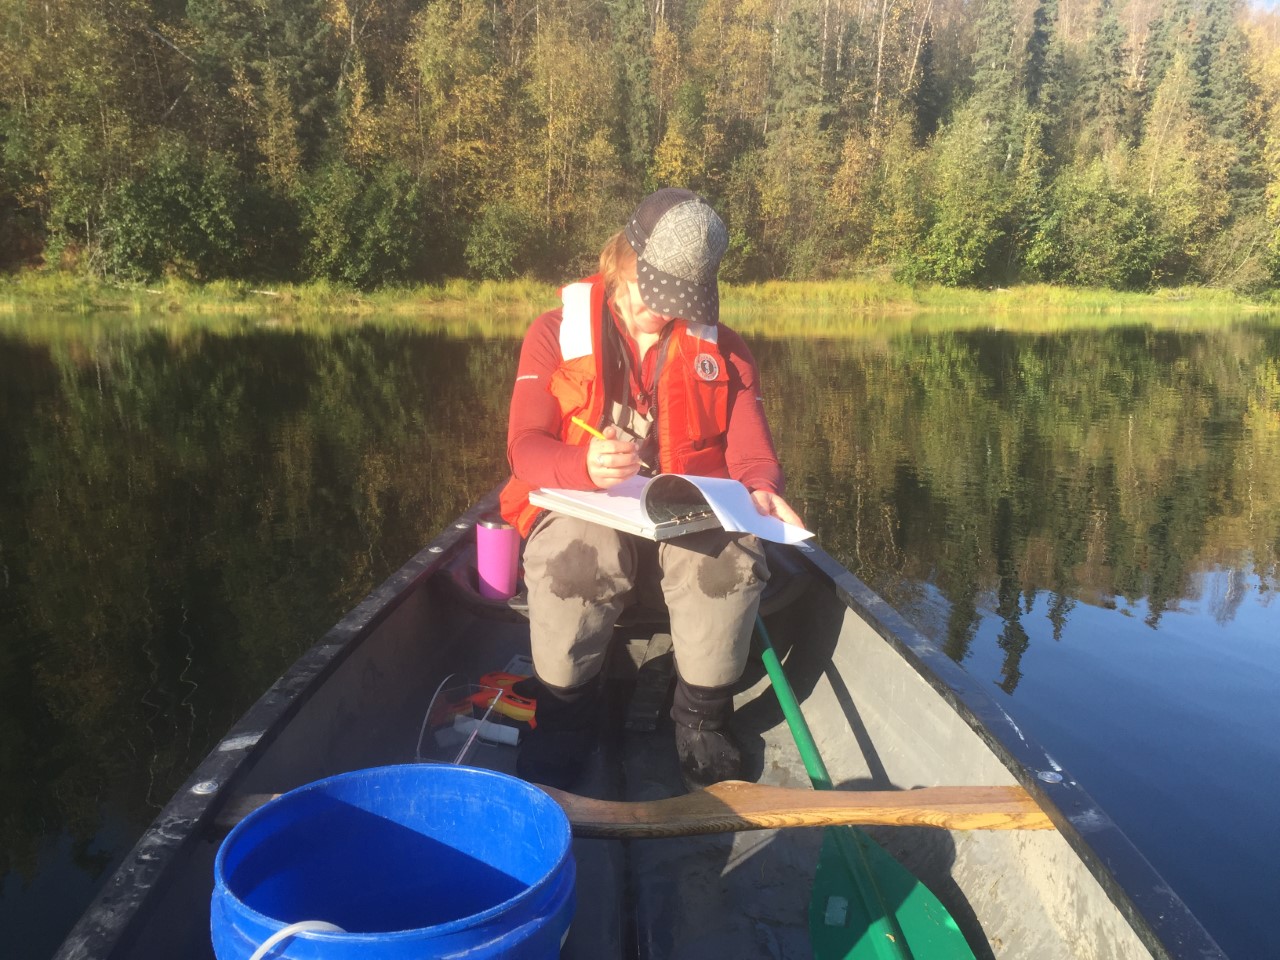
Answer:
624, 188, 728, 326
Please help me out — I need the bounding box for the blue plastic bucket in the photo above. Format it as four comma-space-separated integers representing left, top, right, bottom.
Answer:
211, 765, 575, 959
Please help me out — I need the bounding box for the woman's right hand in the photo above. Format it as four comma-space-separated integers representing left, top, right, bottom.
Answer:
586, 426, 642, 488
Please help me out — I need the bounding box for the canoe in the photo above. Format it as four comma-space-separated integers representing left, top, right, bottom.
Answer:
54, 489, 1227, 960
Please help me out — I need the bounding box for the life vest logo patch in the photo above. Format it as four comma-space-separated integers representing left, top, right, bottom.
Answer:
694, 353, 720, 381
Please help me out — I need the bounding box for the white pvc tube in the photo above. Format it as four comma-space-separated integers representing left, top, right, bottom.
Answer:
248, 920, 345, 960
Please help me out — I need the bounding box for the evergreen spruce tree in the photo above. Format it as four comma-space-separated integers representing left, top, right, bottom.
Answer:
967, 0, 1021, 171
758, 8, 837, 277
1079, 0, 1131, 155
1024, 0, 1058, 109
1143, 0, 1195, 98
1194, 0, 1263, 198
907, 0, 1027, 285
608, 0, 657, 183
911, 31, 946, 141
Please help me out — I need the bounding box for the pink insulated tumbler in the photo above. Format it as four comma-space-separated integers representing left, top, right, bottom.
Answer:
476, 514, 520, 600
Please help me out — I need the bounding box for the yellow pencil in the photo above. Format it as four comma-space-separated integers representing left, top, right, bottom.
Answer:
572, 416, 653, 471
571, 416, 608, 440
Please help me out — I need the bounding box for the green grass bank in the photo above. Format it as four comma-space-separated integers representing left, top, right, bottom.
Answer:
2, 272, 1276, 340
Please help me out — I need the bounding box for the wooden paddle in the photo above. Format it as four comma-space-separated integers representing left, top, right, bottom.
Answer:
754, 615, 979, 960
535, 780, 1051, 838
216, 780, 1049, 837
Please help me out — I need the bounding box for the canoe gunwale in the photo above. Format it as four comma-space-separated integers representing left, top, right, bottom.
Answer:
51, 489, 504, 960
789, 540, 1227, 960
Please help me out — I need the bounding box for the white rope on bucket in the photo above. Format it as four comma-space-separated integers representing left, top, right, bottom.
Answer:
248, 920, 346, 960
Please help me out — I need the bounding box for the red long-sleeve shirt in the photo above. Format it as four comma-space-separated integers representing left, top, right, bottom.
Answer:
506, 307, 785, 495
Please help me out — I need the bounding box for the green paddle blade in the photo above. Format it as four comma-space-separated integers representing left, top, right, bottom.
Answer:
809, 828, 977, 960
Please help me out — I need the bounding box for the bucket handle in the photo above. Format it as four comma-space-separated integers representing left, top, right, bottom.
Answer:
249, 920, 345, 960
415, 674, 504, 763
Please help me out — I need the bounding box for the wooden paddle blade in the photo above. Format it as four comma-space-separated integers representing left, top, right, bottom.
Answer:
536, 780, 1052, 839
810, 828, 977, 960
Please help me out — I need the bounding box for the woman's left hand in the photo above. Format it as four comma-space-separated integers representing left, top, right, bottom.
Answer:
750, 490, 805, 527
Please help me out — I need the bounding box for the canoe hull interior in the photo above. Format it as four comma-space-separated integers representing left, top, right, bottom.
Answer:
54, 499, 1224, 960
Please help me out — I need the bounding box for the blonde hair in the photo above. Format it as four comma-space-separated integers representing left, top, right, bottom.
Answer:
599, 231, 637, 295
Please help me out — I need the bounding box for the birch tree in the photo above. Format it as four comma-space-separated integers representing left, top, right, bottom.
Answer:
1135, 51, 1232, 281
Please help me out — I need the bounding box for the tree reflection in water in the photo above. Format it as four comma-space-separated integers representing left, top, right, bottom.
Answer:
752, 326, 1280, 647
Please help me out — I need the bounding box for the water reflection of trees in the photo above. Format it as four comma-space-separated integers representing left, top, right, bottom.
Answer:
757, 327, 1280, 688
0, 327, 516, 883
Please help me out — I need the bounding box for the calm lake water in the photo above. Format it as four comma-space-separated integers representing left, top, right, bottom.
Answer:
1, 309, 1277, 959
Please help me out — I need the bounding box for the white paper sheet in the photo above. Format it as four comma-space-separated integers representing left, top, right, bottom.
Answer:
669, 475, 814, 544
530, 474, 813, 544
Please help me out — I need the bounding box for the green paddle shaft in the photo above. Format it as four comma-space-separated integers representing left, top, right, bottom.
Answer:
755, 616, 913, 960
756, 623, 833, 790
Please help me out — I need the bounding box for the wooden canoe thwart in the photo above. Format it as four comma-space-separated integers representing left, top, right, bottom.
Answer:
216, 781, 1053, 837
538, 781, 1055, 838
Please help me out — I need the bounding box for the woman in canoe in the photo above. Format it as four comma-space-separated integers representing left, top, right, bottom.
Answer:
500, 188, 803, 790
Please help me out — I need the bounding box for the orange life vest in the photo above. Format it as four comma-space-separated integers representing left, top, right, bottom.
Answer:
499, 275, 731, 536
